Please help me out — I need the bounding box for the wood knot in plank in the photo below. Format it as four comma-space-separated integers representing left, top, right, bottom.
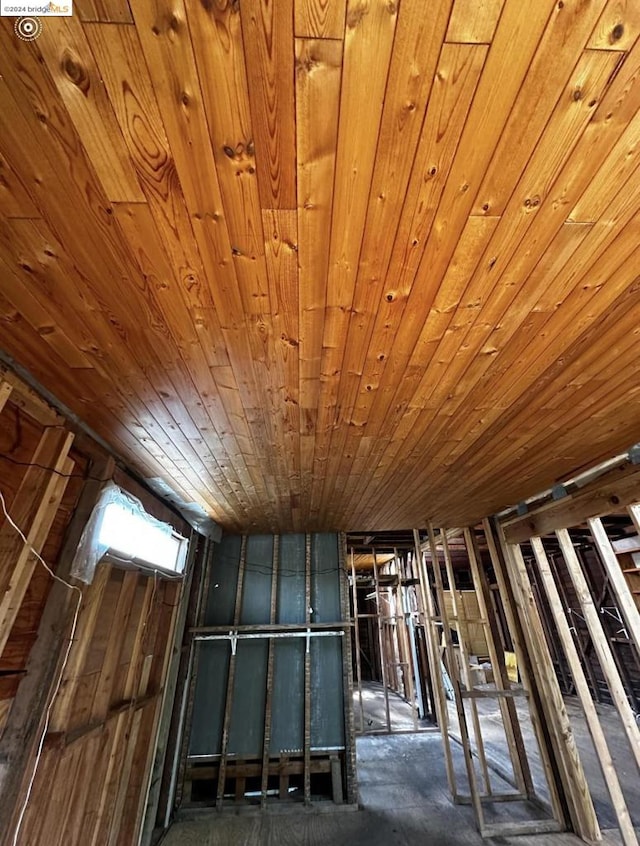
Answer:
201, 0, 239, 13
611, 22, 624, 42
346, 3, 368, 29
61, 49, 90, 95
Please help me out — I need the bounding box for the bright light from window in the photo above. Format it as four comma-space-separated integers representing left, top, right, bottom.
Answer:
98, 500, 187, 574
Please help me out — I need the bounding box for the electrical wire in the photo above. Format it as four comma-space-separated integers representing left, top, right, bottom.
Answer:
0, 489, 84, 846
0, 452, 106, 482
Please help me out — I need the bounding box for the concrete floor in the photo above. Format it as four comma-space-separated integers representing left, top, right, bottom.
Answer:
445, 693, 640, 832
353, 680, 433, 733
162, 733, 588, 846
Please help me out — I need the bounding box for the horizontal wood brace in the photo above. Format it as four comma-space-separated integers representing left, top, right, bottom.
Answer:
43, 690, 160, 750
459, 688, 528, 700
480, 819, 563, 838
191, 622, 350, 633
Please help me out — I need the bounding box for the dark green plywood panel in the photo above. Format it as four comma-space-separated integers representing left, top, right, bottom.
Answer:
277, 533, 306, 624
204, 535, 242, 626
188, 642, 230, 756
188, 533, 346, 768
270, 639, 305, 754
311, 533, 341, 623
311, 637, 345, 749
228, 640, 269, 756
241, 535, 273, 624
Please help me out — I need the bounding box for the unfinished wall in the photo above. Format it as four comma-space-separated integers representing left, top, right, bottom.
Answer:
177, 532, 356, 809
0, 368, 194, 846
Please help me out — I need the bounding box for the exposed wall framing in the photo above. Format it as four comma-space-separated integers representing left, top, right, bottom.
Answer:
0, 367, 193, 846
494, 462, 640, 845
349, 543, 436, 734
416, 522, 596, 840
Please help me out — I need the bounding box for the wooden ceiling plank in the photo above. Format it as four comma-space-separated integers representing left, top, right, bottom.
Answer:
80, 24, 267, 508
475, 37, 617, 217
338, 0, 559, 503
296, 38, 341, 434
383, 43, 488, 310
319, 0, 453, 517
185, 0, 270, 311
0, 254, 93, 370
0, 218, 145, 375
336, 214, 499, 524
127, 1, 247, 321
569, 108, 640, 221
309, 0, 398, 519
407, 274, 640, 522
446, 0, 505, 44
453, 377, 640, 525
0, 33, 195, 370
82, 23, 230, 344
432, 184, 640, 444
294, 0, 347, 41
377, 297, 640, 529
388, 0, 557, 323
466, 216, 640, 415
75, 0, 133, 23
403, 189, 640, 481
295, 0, 346, 39
353, 47, 624, 504
241, 0, 297, 209
120, 0, 220, 219
295, 38, 342, 524
36, 17, 144, 203
260, 208, 301, 526
0, 151, 39, 219
403, 45, 619, 390
460, 254, 640, 466
0, 217, 244, 524
337, 43, 487, 513
128, 0, 284, 521
588, 0, 640, 51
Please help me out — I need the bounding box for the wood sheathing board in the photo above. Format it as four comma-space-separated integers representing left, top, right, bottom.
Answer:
0, 1, 639, 532
0, 373, 185, 845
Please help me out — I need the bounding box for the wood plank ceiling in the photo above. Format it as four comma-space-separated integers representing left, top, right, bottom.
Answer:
0, 0, 639, 533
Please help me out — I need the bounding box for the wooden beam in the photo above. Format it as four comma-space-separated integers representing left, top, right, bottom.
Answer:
483, 519, 568, 833
260, 535, 279, 808
350, 547, 365, 734
503, 462, 640, 544
0, 452, 114, 841
530, 536, 637, 846
500, 531, 600, 841
216, 536, 247, 809
463, 527, 533, 798
556, 528, 640, 773
412, 528, 457, 797
588, 516, 640, 658
441, 530, 491, 798
427, 523, 484, 825
372, 546, 391, 732
0, 367, 62, 427
0, 427, 74, 655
